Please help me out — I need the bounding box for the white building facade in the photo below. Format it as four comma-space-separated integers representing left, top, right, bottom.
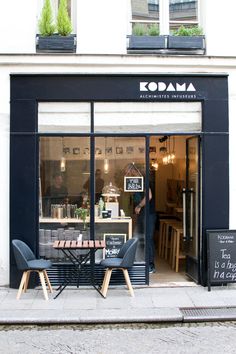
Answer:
1, 0, 236, 287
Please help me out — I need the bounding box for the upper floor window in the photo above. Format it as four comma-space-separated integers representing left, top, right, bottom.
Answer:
131, 0, 199, 34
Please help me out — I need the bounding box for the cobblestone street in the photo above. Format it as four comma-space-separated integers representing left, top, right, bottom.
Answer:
1, 322, 236, 354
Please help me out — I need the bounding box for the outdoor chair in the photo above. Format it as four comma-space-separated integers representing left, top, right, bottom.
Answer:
12, 239, 53, 300
100, 238, 138, 298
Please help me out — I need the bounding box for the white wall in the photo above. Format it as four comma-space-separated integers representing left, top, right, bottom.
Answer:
0, 0, 236, 56
0, 68, 10, 285
0, 1, 38, 53
77, 0, 128, 54
202, 0, 236, 56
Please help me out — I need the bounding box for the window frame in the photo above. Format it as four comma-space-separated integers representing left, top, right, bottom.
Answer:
131, 0, 200, 35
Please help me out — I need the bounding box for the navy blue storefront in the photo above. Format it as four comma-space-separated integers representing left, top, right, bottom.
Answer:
10, 74, 229, 288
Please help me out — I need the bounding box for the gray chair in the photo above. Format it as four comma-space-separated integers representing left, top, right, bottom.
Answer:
100, 238, 138, 297
12, 239, 53, 300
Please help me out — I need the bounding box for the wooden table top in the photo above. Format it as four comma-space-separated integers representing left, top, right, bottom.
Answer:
53, 240, 106, 250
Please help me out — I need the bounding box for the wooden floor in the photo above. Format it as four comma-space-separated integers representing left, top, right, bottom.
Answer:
149, 256, 196, 287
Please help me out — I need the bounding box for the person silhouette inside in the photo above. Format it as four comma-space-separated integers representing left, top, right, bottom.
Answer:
45, 173, 68, 216
134, 180, 157, 273
83, 168, 104, 203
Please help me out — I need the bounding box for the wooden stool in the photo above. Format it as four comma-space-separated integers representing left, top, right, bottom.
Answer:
171, 226, 185, 272
164, 221, 182, 261
158, 219, 169, 257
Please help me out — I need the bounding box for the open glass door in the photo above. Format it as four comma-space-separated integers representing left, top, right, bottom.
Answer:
183, 136, 200, 282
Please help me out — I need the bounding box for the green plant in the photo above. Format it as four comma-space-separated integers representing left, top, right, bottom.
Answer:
57, 0, 72, 36
38, 0, 56, 36
132, 23, 147, 36
172, 25, 203, 36
75, 207, 89, 229
148, 24, 160, 36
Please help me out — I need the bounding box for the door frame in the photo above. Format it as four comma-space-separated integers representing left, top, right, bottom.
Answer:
185, 135, 201, 282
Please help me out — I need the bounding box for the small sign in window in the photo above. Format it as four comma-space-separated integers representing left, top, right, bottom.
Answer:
124, 176, 144, 192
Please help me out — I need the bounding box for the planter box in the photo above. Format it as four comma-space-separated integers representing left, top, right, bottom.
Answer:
36, 34, 76, 53
168, 35, 205, 50
128, 35, 166, 50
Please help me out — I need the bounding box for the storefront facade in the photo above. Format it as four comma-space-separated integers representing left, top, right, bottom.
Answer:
10, 73, 229, 288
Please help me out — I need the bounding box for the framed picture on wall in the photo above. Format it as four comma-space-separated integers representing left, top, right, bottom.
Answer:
103, 233, 126, 258
116, 147, 123, 155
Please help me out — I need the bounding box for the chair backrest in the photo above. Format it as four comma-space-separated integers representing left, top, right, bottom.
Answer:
12, 239, 36, 271
118, 238, 138, 268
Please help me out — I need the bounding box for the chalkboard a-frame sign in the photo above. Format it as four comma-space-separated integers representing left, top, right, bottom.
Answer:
207, 229, 236, 291
124, 176, 144, 192
103, 234, 126, 258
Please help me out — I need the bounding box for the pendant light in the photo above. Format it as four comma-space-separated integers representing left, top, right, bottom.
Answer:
60, 137, 66, 172
104, 138, 109, 174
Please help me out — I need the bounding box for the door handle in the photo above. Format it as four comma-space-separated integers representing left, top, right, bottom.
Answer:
189, 188, 194, 241
182, 188, 186, 241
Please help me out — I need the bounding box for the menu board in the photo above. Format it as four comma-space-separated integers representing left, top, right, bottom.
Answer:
103, 234, 126, 258
207, 229, 236, 291
124, 176, 144, 192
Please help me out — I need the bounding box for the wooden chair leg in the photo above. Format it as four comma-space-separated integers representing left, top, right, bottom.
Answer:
43, 270, 53, 293
122, 269, 134, 297
23, 270, 31, 293
17, 271, 28, 300
101, 269, 112, 298
38, 271, 49, 300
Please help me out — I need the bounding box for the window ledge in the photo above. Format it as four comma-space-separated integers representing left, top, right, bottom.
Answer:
127, 35, 206, 55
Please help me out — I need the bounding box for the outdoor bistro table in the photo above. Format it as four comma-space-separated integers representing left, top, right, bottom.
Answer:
53, 239, 106, 299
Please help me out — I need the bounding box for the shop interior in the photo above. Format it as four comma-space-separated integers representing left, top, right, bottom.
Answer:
39, 134, 197, 285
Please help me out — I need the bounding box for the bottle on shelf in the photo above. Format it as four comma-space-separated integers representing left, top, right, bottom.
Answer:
98, 197, 104, 218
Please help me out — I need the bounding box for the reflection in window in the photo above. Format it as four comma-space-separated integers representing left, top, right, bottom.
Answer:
131, 0, 159, 20
131, 0, 199, 34
169, 0, 198, 32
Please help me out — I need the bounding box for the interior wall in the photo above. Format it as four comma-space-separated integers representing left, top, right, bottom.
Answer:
152, 135, 187, 212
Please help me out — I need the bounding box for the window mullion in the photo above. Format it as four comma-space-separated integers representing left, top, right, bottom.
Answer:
159, 0, 169, 35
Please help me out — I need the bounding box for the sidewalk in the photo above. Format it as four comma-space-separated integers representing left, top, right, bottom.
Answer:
1, 283, 236, 324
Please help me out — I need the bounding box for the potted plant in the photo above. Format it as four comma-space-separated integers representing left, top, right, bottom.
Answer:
74, 207, 89, 230
37, 0, 76, 53
127, 23, 166, 50
168, 25, 205, 51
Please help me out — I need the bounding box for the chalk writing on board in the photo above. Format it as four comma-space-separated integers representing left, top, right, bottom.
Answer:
103, 234, 126, 258
207, 230, 236, 287
124, 176, 143, 192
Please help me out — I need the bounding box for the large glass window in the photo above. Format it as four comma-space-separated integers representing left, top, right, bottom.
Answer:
39, 136, 91, 260
95, 137, 146, 263
38, 100, 201, 264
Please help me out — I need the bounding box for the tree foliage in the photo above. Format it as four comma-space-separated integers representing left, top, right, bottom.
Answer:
57, 0, 72, 36
38, 0, 55, 36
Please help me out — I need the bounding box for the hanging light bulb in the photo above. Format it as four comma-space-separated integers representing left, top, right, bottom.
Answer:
104, 158, 109, 174
60, 137, 66, 172
104, 137, 109, 174
151, 159, 159, 171
162, 155, 168, 165
60, 157, 66, 172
